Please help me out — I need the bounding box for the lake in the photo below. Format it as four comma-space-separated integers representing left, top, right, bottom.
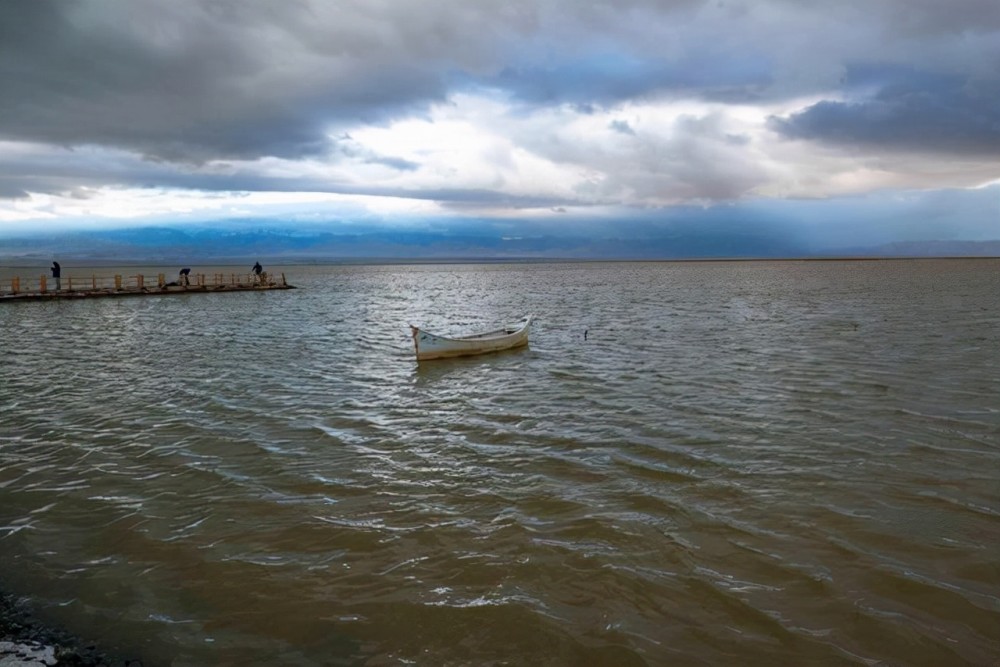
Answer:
1, 259, 998, 666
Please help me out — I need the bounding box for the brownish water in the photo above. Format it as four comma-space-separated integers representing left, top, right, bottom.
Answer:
1, 259, 998, 666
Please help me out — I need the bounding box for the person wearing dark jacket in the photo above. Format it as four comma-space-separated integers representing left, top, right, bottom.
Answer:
51, 261, 61, 290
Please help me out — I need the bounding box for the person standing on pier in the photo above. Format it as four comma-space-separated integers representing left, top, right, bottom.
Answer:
179, 267, 191, 286
51, 261, 61, 290
252, 261, 263, 284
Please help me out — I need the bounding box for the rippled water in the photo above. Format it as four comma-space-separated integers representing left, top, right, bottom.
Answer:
1, 259, 998, 666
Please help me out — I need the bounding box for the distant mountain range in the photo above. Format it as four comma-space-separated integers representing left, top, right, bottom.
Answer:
839, 240, 1000, 257
0, 225, 997, 264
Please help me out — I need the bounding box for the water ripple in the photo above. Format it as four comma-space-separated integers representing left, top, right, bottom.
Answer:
2, 259, 999, 665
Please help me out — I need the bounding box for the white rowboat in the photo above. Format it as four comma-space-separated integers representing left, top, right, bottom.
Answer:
410, 316, 533, 361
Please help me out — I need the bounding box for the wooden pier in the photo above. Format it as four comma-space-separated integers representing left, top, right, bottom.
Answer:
0, 271, 295, 303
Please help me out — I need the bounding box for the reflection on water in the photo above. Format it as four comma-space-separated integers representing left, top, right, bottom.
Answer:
1, 260, 999, 666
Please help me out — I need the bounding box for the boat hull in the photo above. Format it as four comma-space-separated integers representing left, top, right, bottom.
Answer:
411, 317, 532, 361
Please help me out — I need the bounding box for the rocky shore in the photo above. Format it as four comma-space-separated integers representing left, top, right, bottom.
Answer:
0, 593, 141, 667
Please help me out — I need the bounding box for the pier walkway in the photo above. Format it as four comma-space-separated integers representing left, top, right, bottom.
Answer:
0, 271, 295, 303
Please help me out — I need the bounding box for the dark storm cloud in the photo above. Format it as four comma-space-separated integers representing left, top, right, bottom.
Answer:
0, 184, 29, 199
1, 0, 998, 211
0, 0, 452, 163
0, 0, 781, 173
772, 66, 1000, 156
5, 0, 673, 166
3, 0, 997, 159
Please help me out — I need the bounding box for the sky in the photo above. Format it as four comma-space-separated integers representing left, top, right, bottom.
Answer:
0, 0, 998, 252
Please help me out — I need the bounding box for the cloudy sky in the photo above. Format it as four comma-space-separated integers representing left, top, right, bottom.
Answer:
0, 0, 997, 248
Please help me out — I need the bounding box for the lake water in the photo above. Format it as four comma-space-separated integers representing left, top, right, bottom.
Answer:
1, 259, 998, 666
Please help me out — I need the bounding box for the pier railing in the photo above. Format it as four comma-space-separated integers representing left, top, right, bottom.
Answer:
0, 272, 288, 296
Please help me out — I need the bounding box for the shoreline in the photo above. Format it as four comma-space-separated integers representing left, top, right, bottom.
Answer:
0, 592, 139, 667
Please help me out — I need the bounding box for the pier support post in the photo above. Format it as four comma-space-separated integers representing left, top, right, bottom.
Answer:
115, 275, 122, 290
158, 273, 165, 287
92, 275, 97, 290
11, 277, 19, 294
40, 276, 47, 293
136, 274, 144, 289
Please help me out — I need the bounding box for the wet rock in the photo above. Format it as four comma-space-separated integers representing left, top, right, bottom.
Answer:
1, 592, 138, 667
0, 640, 58, 667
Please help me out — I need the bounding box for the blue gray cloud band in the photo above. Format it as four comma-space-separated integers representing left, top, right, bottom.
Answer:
771, 66, 1000, 155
